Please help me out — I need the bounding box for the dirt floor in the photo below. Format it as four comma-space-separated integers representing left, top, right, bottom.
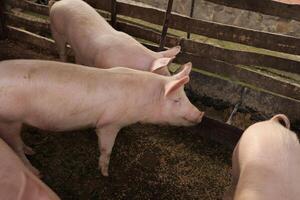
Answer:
0, 39, 232, 200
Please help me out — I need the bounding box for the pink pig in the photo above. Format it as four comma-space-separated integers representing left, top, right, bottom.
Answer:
0, 59, 204, 176
0, 138, 60, 200
49, 0, 180, 75
224, 114, 300, 200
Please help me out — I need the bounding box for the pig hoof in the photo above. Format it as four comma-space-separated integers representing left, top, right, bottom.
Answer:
102, 171, 109, 177
27, 165, 41, 177
100, 165, 109, 177
32, 168, 41, 177
23, 145, 35, 155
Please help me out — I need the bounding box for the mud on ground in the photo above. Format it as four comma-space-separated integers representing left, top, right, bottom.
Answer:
0, 40, 232, 200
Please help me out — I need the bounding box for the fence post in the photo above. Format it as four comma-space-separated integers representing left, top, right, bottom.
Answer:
0, 0, 6, 40
187, 0, 195, 39
111, 0, 117, 28
159, 0, 173, 50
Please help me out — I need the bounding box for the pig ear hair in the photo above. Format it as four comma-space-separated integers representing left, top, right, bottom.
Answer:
271, 114, 290, 129
150, 57, 174, 73
159, 46, 181, 57
165, 76, 190, 97
174, 62, 192, 79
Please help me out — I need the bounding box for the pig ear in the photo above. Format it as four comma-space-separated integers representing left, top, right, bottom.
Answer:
150, 57, 174, 73
271, 114, 290, 129
159, 46, 181, 57
174, 62, 192, 79
165, 76, 190, 97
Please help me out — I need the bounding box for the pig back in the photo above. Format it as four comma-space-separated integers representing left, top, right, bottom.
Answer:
50, 0, 113, 35
0, 60, 110, 130
235, 120, 300, 197
0, 60, 164, 131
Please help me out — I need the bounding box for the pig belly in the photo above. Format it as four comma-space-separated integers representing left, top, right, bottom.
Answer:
0, 87, 99, 132
25, 112, 97, 132
24, 96, 100, 132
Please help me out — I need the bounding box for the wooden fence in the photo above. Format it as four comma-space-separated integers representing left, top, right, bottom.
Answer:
1, 0, 300, 145
205, 0, 300, 21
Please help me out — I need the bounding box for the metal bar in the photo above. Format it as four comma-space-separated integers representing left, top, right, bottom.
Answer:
159, 0, 173, 51
187, 0, 195, 39
110, 0, 117, 28
0, 0, 6, 40
226, 88, 248, 125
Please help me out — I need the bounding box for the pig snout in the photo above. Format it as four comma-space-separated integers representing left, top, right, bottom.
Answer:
183, 109, 204, 125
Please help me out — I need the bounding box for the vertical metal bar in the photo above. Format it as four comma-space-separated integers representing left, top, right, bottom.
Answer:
0, 0, 6, 40
159, 0, 174, 51
111, 0, 117, 28
187, 0, 195, 39
226, 88, 248, 125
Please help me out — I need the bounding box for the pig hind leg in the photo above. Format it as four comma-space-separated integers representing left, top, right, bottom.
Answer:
0, 122, 40, 176
51, 27, 67, 62
96, 126, 119, 176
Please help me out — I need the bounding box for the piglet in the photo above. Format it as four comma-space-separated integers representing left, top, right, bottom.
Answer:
0, 59, 204, 176
49, 0, 180, 75
0, 138, 60, 200
224, 114, 300, 200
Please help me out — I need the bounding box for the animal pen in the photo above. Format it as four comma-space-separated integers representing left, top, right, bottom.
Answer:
0, 0, 299, 199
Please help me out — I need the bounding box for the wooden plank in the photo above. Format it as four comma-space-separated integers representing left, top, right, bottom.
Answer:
5, 12, 50, 34
180, 39, 300, 74
7, 0, 49, 15
7, 25, 56, 53
177, 52, 300, 100
9, 0, 300, 55
5, 11, 300, 100
204, 0, 300, 21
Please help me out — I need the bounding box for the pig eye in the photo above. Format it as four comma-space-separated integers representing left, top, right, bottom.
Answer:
173, 98, 181, 103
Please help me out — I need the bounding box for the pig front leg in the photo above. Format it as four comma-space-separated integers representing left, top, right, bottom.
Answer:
96, 126, 120, 176
0, 122, 40, 176
51, 26, 67, 62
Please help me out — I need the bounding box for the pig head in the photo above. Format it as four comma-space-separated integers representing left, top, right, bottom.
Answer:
49, 0, 180, 75
224, 114, 300, 200
0, 138, 60, 200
